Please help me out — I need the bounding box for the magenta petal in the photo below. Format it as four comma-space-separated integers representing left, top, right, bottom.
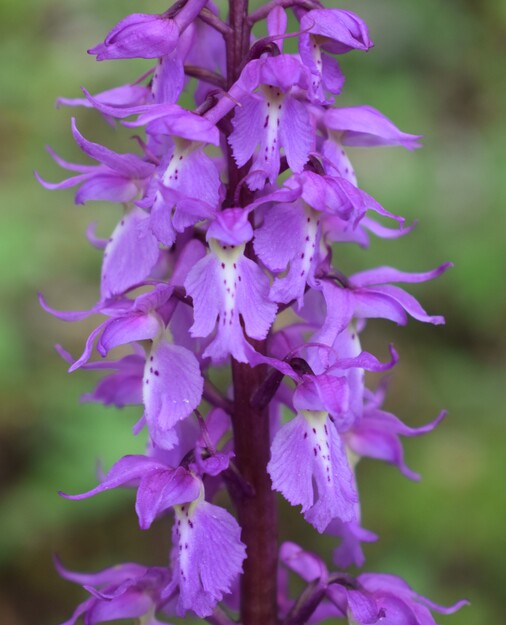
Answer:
136, 466, 201, 529
174, 500, 246, 617
324, 105, 422, 149
75, 174, 139, 204
278, 95, 313, 172
82, 357, 144, 407
54, 557, 148, 587
279, 541, 328, 583
347, 589, 380, 624
372, 285, 445, 325
170, 239, 207, 287
327, 519, 378, 568
38, 292, 105, 322
350, 263, 452, 287
207, 209, 254, 245
97, 314, 160, 356
302, 9, 372, 54
89, 13, 180, 61
87, 592, 152, 624
352, 290, 408, 325
329, 345, 398, 375
254, 201, 306, 273
321, 53, 345, 94
68, 321, 110, 372
101, 208, 160, 298
268, 412, 357, 532
235, 255, 277, 340
185, 254, 221, 338
293, 374, 349, 417
35, 170, 91, 191
229, 95, 264, 167
143, 339, 204, 447
58, 83, 150, 110
60, 455, 162, 500
71, 118, 153, 178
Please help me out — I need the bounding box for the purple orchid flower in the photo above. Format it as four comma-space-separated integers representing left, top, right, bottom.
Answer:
346, 384, 447, 480
55, 343, 144, 408
312, 263, 452, 346
268, 346, 397, 532
326, 518, 378, 569
280, 542, 468, 625
40, 1, 466, 623
185, 205, 277, 362
62, 417, 244, 619
228, 54, 314, 189
55, 559, 172, 625
298, 9, 372, 102
89, 0, 209, 61
317, 105, 422, 183
36, 118, 154, 205
254, 170, 403, 307
57, 80, 152, 115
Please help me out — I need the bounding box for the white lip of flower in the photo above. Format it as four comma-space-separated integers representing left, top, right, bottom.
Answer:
209, 239, 246, 328
260, 86, 285, 159
300, 409, 334, 481
299, 202, 320, 278
162, 138, 199, 186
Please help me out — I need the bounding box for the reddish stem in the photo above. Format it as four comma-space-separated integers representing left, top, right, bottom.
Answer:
225, 3, 278, 623
231, 355, 278, 625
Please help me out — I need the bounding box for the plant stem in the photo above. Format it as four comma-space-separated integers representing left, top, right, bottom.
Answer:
231, 356, 278, 625
227, 0, 251, 87
225, 4, 278, 623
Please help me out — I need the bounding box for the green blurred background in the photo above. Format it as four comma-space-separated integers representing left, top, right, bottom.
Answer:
0, 0, 505, 623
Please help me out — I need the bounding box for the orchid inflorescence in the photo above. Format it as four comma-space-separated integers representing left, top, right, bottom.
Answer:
37, 1, 467, 624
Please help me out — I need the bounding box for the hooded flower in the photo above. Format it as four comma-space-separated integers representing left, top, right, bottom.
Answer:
35, 118, 154, 204
185, 206, 278, 363
346, 385, 447, 480
228, 54, 314, 190
254, 170, 402, 307
298, 9, 372, 102
88, 0, 208, 61
280, 542, 468, 625
168, 488, 246, 617
55, 559, 172, 625
319, 105, 422, 183
268, 372, 358, 532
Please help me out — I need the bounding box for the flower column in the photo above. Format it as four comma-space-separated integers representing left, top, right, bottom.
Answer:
38, 1, 469, 624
